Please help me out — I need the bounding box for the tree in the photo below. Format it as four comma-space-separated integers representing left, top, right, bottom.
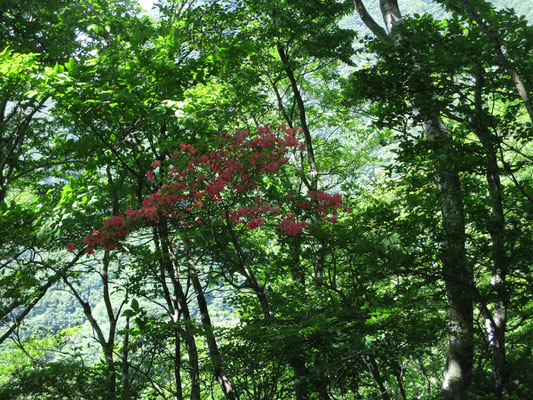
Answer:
0, 0, 82, 346
345, 0, 533, 398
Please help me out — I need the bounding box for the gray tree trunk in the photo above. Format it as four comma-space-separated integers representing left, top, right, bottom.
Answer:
185, 243, 237, 400
472, 72, 508, 399
352, 2, 474, 398
447, 0, 533, 123
158, 229, 201, 400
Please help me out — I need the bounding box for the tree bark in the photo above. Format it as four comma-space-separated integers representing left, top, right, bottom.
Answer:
221, 221, 330, 400
185, 243, 237, 400
363, 355, 391, 400
159, 232, 201, 400
101, 253, 118, 398
158, 259, 183, 400
121, 315, 130, 395
60, 267, 117, 399
170, 269, 200, 400
277, 44, 318, 191
391, 361, 408, 400
472, 71, 508, 399
447, 0, 533, 123
424, 117, 473, 400
352, 2, 474, 399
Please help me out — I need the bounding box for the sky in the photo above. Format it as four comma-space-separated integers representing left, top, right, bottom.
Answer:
139, 0, 154, 11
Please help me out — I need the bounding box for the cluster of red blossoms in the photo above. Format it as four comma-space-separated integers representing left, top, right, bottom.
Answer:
67, 126, 345, 254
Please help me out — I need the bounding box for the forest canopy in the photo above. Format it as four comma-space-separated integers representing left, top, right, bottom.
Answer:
1, 0, 532, 399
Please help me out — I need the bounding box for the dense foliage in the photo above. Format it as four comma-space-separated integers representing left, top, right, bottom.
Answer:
1, 0, 532, 399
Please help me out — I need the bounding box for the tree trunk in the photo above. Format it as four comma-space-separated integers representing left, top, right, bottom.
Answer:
472, 72, 508, 399
157, 229, 200, 400
274, 43, 332, 400
223, 222, 330, 400
101, 253, 118, 399
173, 328, 183, 400
159, 260, 183, 400
363, 355, 391, 400
352, 2, 474, 398
277, 44, 318, 191
185, 243, 237, 400
424, 117, 473, 400
60, 269, 117, 399
168, 263, 200, 400
392, 361, 408, 400
121, 316, 130, 395
449, 0, 533, 123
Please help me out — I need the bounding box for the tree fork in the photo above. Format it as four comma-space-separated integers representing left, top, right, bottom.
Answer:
157, 228, 201, 400
352, 2, 474, 398
185, 242, 237, 400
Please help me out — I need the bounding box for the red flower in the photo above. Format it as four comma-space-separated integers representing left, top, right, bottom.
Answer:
82, 126, 342, 250
246, 217, 264, 231
103, 216, 126, 228
66, 243, 76, 252
279, 218, 307, 236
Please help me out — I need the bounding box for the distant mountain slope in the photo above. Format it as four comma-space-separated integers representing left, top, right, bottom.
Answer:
342, 0, 531, 39
482, 0, 532, 20
397, 0, 533, 20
